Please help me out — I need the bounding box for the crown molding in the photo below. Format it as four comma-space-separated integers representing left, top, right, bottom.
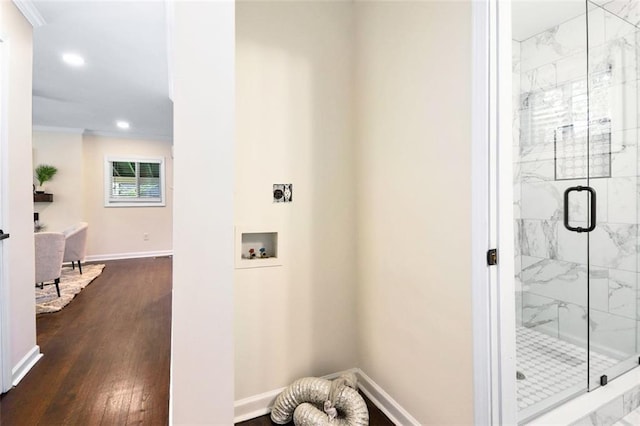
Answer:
84, 129, 173, 143
12, 1, 46, 28
33, 125, 84, 134
32, 126, 172, 142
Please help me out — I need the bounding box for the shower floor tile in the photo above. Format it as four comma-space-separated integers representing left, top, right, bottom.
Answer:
517, 327, 619, 412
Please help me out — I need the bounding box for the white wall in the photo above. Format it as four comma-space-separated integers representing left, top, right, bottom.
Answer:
234, 1, 357, 399
1, 0, 36, 376
354, 2, 474, 424
82, 134, 173, 257
171, 1, 235, 424
32, 131, 83, 232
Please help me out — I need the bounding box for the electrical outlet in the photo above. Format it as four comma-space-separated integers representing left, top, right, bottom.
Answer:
143, 233, 149, 241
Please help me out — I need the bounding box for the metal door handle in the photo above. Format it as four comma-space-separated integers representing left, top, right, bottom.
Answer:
563, 186, 596, 233
0, 229, 9, 241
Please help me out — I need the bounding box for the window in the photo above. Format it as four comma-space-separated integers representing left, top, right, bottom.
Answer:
104, 157, 165, 207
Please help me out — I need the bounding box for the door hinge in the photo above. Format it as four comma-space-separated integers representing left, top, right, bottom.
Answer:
487, 248, 498, 266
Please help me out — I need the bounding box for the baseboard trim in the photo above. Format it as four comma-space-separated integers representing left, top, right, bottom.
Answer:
234, 369, 358, 423
11, 345, 43, 387
85, 250, 173, 262
356, 369, 420, 426
234, 387, 281, 423
233, 368, 419, 425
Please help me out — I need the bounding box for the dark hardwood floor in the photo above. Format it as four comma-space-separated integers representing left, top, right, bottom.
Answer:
236, 392, 394, 426
1, 256, 393, 425
0, 257, 172, 426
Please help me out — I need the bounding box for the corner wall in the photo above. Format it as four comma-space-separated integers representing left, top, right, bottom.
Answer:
234, 1, 357, 399
1, 0, 37, 377
354, 2, 474, 424
32, 131, 83, 232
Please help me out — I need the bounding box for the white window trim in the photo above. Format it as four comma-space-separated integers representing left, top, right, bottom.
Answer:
104, 156, 166, 207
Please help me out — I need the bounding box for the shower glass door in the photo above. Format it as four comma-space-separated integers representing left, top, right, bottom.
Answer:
514, 1, 640, 422
514, 1, 591, 421
586, 1, 640, 390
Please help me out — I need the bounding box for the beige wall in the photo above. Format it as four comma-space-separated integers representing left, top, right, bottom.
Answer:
82, 135, 173, 257
1, 1, 36, 373
235, 1, 358, 399
32, 132, 173, 258
354, 2, 474, 424
32, 131, 84, 232
234, 5, 477, 423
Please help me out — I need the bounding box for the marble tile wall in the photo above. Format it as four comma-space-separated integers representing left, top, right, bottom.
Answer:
571, 383, 640, 426
514, 39, 523, 327
514, 0, 640, 361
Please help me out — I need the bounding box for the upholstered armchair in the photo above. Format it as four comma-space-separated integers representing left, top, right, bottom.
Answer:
62, 222, 88, 274
35, 232, 66, 298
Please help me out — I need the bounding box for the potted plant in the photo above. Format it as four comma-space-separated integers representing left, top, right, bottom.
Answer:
34, 164, 58, 193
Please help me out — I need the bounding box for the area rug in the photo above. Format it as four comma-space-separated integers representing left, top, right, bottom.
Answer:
36, 264, 105, 314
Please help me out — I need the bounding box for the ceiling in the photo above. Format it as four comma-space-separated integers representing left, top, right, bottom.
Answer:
32, 1, 172, 141
30, 0, 627, 137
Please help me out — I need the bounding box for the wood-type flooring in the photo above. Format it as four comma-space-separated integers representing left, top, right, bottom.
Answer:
1, 256, 393, 426
0, 257, 172, 425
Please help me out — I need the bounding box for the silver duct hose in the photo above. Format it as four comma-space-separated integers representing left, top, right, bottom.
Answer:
271, 374, 369, 426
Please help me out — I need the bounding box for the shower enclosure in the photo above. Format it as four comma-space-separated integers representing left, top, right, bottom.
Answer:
512, 1, 640, 422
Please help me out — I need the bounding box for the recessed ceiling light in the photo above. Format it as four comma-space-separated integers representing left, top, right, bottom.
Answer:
62, 53, 85, 67
116, 121, 130, 130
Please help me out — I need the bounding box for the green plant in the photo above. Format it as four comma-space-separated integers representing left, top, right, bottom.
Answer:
35, 164, 58, 186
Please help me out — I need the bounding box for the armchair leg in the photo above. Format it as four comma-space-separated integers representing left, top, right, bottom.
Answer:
54, 278, 60, 297
72, 261, 75, 270
78, 260, 83, 275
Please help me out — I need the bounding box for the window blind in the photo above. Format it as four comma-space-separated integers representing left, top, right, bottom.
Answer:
109, 160, 162, 203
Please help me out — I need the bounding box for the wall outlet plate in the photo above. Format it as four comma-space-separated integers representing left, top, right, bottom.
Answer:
273, 184, 293, 203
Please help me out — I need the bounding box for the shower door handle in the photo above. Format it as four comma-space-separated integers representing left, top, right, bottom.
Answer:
563, 186, 596, 233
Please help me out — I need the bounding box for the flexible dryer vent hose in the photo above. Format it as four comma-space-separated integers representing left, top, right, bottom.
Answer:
271, 374, 369, 426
